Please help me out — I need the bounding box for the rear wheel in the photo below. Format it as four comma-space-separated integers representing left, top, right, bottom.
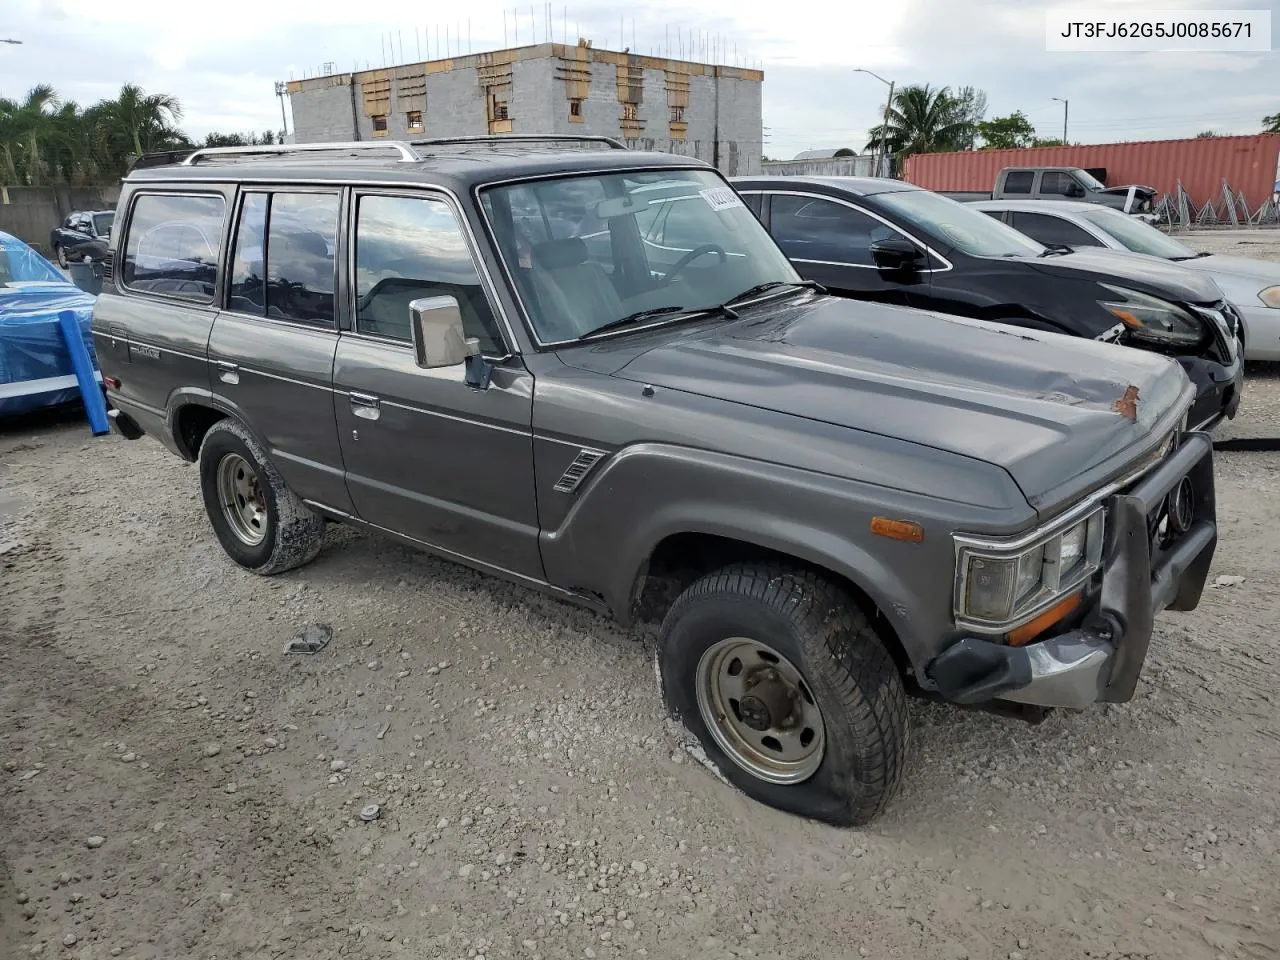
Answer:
197, 419, 326, 575
658, 563, 909, 826
54, 244, 68, 268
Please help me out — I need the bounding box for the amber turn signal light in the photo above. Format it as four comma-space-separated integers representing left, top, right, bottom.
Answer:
1006, 592, 1082, 647
870, 517, 924, 543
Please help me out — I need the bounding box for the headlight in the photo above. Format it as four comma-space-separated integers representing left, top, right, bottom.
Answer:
1098, 283, 1206, 347
1258, 285, 1280, 309
955, 507, 1106, 629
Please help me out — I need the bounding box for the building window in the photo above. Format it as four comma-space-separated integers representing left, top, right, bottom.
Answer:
493, 101, 509, 121
669, 106, 684, 123
406, 111, 423, 132
622, 102, 638, 122
371, 114, 388, 136
569, 99, 582, 120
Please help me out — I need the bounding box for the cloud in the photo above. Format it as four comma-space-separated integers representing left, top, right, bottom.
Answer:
0, 0, 1276, 159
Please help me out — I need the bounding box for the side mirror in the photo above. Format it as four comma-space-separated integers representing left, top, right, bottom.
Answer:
869, 237, 924, 271
1067, 183, 1086, 198
408, 295, 492, 389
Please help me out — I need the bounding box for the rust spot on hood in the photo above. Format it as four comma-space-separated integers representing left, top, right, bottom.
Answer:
1112, 384, 1140, 421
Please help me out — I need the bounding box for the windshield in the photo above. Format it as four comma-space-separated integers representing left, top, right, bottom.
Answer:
91, 212, 114, 237
480, 168, 800, 343
1074, 169, 1106, 191
875, 189, 1045, 258
0, 235, 70, 285
1080, 208, 1197, 259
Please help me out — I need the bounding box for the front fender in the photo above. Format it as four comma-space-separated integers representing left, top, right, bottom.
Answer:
539, 442, 1010, 672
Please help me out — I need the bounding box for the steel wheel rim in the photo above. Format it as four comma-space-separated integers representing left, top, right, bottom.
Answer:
694, 637, 825, 785
215, 453, 267, 547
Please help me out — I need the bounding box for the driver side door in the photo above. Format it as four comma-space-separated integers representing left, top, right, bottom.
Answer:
332, 189, 543, 581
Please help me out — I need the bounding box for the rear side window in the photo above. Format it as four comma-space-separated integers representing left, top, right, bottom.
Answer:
1002, 171, 1034, 195
122, 194, 226, 302
1010, 211, 1103, 249
227, 191, 339, 327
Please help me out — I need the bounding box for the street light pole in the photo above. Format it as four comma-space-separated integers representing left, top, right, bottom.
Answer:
1051, 97, 1068, 144
274, 81, 289, 138
0, 39, 23, 45
855, 67, 895, 177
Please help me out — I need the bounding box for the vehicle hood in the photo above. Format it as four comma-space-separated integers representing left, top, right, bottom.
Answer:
607, 294, 1190, 509
1184, 253, 1280, 286
1022, 247, 1223, 302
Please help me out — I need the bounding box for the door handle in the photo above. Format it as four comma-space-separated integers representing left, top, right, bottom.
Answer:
215, 361, 239, 385
349, 392, 381, 421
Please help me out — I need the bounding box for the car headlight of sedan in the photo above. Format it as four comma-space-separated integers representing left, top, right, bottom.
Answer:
955, 507, 1106, 629
1099, 283, 1206, 347
1257, 285, 1280, 309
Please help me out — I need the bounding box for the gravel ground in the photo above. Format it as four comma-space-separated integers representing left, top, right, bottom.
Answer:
4, 242, 1280, 959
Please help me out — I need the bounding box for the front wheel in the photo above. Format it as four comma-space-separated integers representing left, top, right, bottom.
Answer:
198, 418, 326, 575
658, 563, 909, 826
54, 244, 68, 269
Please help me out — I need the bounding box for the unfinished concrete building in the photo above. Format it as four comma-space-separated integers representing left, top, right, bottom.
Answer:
285, 39, 763, 176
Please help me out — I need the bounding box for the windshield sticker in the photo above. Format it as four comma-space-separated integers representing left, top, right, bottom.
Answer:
700, 187, 744, 212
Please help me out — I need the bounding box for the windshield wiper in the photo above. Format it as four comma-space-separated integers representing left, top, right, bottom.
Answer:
576, 306, 692, 341
722, 278, 825, 305
1170, 251, 1211, 261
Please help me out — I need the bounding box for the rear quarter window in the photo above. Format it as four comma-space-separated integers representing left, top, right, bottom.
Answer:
122, 193, 226, 303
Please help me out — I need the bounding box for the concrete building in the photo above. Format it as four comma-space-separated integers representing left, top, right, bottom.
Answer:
285, 39, 763, 176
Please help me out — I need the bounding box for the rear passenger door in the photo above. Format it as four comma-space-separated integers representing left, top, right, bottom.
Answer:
207, 188, 353, 514
761, 192, 921, 305
332, 189, 541, 580
97, 190, 230, 429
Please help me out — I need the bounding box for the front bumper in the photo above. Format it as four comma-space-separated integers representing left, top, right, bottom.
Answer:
1181, 344, 1243, 432
928, 431, 1216, 709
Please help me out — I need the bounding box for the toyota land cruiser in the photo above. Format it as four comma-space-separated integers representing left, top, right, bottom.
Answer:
87, 137, 1218, 825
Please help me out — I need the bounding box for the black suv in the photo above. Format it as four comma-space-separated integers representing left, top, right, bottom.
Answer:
82, 138, 1218, 825
730, 176, 1243, 431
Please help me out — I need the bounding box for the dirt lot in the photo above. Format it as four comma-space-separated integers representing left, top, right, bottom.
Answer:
4, 256, 1280, 960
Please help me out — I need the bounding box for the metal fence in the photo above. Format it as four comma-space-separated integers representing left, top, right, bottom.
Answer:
1155, 178, 1280, 232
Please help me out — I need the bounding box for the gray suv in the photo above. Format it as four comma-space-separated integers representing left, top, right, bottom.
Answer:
88, 137, 1218, 826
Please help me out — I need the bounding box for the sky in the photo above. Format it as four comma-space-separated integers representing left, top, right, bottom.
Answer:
1, 0, 1278, 160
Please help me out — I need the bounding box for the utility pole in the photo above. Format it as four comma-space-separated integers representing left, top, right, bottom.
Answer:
274, 81, 289, 138
1052, 96, 1068, 144
855, 68, 895, 177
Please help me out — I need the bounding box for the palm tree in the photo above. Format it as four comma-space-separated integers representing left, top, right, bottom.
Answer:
94, 84, 187, 166
864, 84, 973, 164
0, 85, 60, 183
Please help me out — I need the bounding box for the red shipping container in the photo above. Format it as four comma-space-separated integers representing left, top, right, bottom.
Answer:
903, 134, 1280, 212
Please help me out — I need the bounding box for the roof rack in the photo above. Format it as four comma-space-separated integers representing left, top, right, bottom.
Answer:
181, 141, 420, 165
409, 134, 628, 151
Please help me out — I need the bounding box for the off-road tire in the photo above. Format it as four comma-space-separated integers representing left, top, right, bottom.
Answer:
197, 418, 326, 575
658, 563, 909, 826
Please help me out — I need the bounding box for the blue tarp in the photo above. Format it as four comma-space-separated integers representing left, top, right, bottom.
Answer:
0, 232, 98, 417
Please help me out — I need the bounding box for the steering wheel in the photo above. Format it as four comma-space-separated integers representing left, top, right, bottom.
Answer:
665, 244, 727, 283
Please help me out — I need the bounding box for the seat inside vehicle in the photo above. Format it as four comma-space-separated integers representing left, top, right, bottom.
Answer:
527, 237, 623, 339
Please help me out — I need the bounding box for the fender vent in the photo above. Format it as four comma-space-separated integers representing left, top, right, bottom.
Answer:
101, 251, 113, 282
553, 448, 606, 494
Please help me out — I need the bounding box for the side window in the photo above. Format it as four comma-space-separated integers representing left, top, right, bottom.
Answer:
1010, 212, 1104, 248
769, 195, 903, 265
354, 193, 503, 353
229, 193, 268, 314
1003, 171, 1034, 195
266, 193, 339, 326
978, 209, 1007, 224
742, 192, 764, 220
122, 193, 226, 302
1040, 171, 1078, 196
646, 197, 705, 249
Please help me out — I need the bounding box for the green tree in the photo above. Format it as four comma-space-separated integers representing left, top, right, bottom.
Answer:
92, 84, 188, 169
975, 111, 1037, 149
1263, 112, 1280, 133
864, 84, 975, 163
0, 85, 60, 184
202, 130, 278, 148
1031, 137, 1065, 147
1196, 130, 1218, 138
